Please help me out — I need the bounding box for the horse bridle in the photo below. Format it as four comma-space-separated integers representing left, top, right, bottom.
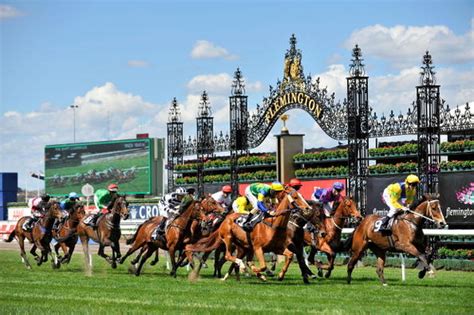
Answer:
404, 200, 438, 223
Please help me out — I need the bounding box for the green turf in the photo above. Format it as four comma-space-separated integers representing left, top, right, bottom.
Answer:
0, 249, 473, 314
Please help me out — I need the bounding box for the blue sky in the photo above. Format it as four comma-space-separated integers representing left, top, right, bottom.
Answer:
1, 0, 473, 190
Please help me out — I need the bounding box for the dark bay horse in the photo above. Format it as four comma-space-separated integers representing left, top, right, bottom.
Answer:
187, 187, 314, 283
6, 201, 63, 269
129, 199, 205, 277
77, 195, 129, 274
307, 197, 362, 278
347, 194, 447, 285
53, 204, 86, 264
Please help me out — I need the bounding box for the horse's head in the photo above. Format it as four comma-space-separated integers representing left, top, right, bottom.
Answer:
73, 204, 86, 220
276, 187, 312, 214
200, 195, 225, 214
48, 201, 64, 220
415, 194, 447, 228
192, 201, 206, 221
112, 195, 129, 220
336, 196, 363, 222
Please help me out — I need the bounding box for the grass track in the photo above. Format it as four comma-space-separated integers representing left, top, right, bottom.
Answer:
0, 249, 473, 314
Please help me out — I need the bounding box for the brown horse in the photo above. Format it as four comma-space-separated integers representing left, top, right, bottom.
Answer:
187, 187, 314, 283
347, 194, 447, 285
128, 199, 205, 277
77, 195, 129, 274
6, 202, 63, 269
273, 203, 326, 281
306, 197, 362, 278
119, 195, 222, 269
53, 204, 86, 264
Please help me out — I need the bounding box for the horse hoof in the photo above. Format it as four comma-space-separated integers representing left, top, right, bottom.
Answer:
310, 274, 318, 279
418, 269, 427, 279
317, 269, 323, 277
382, 283, 388, 287
111, 262, 117, 269
150, 261, 158, 266
303, 277, 310, 285
265, 270, 275, 277
259, 275, 267, 282
278, 276, 283, 281
325, 273, 331, 279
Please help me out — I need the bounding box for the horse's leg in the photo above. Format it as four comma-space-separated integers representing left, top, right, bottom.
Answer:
80, 235, 92, 276
370, 246, 388, 286
150, 248, 160, 266
278, 248, 293, 281
134, 245, 155, 276
29, 244, 39, 262
49, 243, 60, 269
110, 241, 118, 269
222, 235, 246, 273
120, 241, 145, 264
308, 245, 324, 277
97, 243, 112, 264
324, 250, 336, 279
18, 236, 32, 269
64, 239, 76, 264
347, 238, 368, 284
168, 246, 178, 277
250, 246, 267, 281
398, 243, 430, 279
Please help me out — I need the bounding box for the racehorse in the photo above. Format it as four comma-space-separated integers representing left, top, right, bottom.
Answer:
77, 195, 129, 274
262, 202, 326, 281
6, 201, 63, 269
53, 204, 86, 264
128, 199, 205, 277
187, 187, 314, 283
119, 195, 222, 269
307, 197, 362, 278
347, 194, 447, 285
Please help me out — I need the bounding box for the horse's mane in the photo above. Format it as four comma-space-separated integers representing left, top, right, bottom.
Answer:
409, 193, 438, 210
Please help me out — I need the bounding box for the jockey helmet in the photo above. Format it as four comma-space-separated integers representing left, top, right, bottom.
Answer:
406, 174, 420, 185
68, 192, 79, 200
108, 183, 119, 192
270, 182, 284, 192
333, 182, 345, 191
222, 185, 232, 193
289, 178, 302, 187
187, 187, 196, 194
40, 194, 51, 202
175, 187, 186, 194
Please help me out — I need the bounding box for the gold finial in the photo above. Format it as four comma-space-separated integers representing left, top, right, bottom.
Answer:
280, 114, 289, 134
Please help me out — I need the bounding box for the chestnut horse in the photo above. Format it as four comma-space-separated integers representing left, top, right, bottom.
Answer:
187, 187, 314, 283
128, 199, 205, 277
6, 202, 63, 269
77, 195, 129, 274
53, 204, 86, 264
347, 194, 447, 285
307, 197, 362, 278
120, 196, 222, 269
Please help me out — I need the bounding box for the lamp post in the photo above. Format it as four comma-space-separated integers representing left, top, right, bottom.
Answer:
70, 104, 79, 143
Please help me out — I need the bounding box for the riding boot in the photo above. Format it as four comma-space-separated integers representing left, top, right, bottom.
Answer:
243, 213, 254, 231
379, 216, 391, 230
157, 218, 167, 235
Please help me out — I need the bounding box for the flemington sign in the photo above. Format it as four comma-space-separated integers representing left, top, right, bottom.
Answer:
265, 92, 322, 124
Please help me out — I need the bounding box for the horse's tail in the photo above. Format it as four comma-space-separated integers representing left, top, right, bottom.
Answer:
5, 229, 16, 243
126, 221, 147, 245
186, 229, 222, 253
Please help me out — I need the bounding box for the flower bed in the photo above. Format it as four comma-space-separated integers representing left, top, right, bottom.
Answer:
440, 160, 474, 171
293, 149, 348, 162
369, 143, 417, 157
175, 170, 277, 185
295, 165, 348, 178
369, 162, 417, 175
441, 140, 474, 153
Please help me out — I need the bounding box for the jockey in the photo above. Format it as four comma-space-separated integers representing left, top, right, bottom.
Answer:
232, 196, 253, 214
312, 182, 344, 217
287, 178, 303, 191
242, 182, 284, 231
211, 185, 233, 211
54, 192, 79, 230
87, 183, 119, 227
161, 187, 187, 216
379, 174, 420, 231
23, 194, 50, 231
156, 187, 196, 236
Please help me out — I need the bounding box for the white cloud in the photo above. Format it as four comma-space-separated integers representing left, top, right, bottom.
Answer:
127, 60, 150, 68
191, 40, 238, 60
345, 22, 474, 68
187, 73, 263, 95
0, 4, 23, 20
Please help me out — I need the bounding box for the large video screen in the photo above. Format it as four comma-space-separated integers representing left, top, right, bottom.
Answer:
45, 139, 152, 196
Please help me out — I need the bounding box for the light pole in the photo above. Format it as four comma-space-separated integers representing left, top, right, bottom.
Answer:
70, 104, 79, 143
